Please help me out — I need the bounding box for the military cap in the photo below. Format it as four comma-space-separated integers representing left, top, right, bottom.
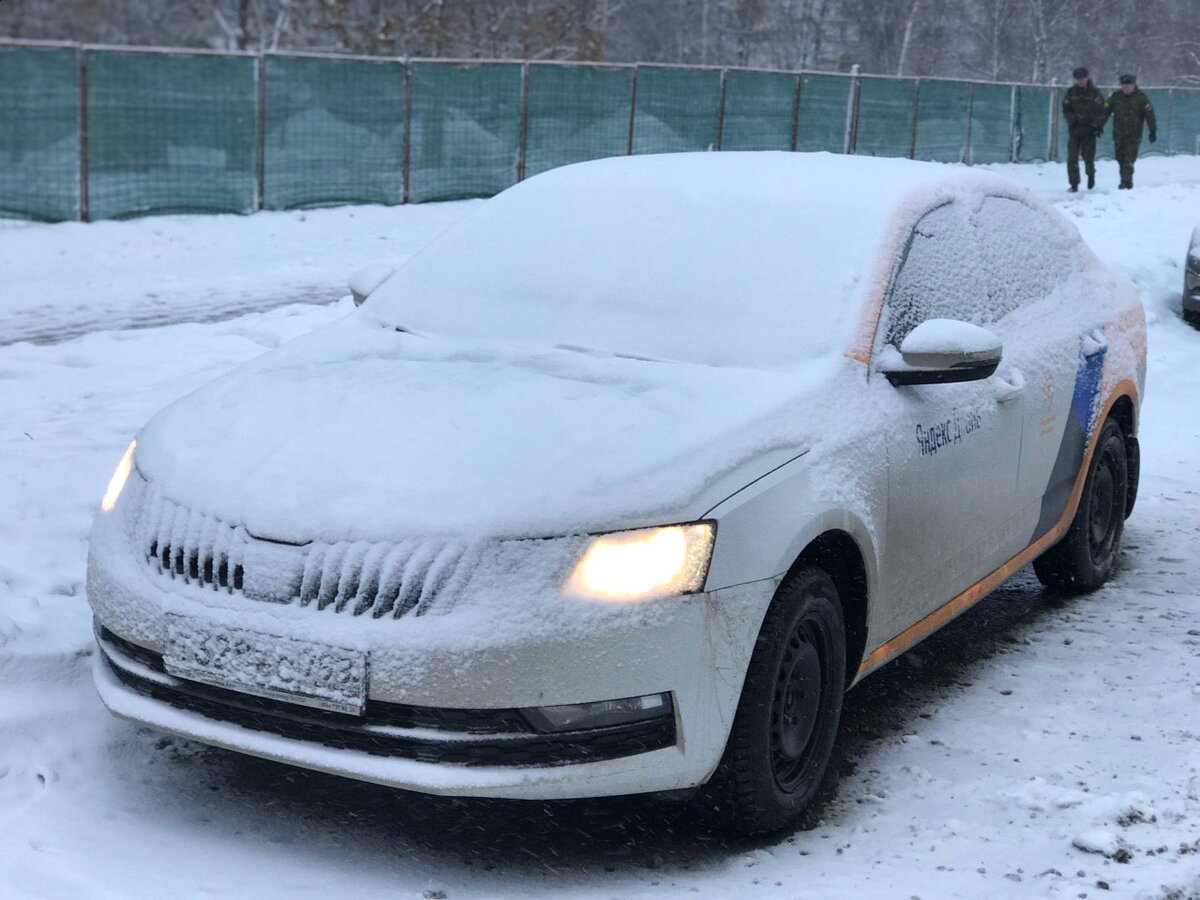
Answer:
1119, 73, 1136, 84
1072, 66, 1089, 79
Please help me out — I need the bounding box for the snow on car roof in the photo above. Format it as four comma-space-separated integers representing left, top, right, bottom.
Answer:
367, 151, 1010, 369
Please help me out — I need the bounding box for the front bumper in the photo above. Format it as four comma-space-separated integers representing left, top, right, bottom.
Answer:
87, 513, 774, 799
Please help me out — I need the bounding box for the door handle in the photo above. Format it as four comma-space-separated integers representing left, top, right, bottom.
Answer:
1083, 328, 1107, 358
994, 368, 1025, 403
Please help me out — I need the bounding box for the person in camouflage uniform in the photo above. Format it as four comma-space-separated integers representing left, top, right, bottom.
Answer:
1061, 66, 1107, 192
1104, 74, 1157, 190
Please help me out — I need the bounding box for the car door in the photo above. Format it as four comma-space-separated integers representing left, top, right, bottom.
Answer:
969, 196, 1093, 546
875, 201, 1026, 641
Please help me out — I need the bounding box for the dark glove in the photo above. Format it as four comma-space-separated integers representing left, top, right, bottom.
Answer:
1095, 127, 1104, 138
1149, 130, 1157, 143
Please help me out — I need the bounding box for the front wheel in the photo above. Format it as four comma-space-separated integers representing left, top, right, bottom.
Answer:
1033, 417, 1128, 593
709, 567, 846, 835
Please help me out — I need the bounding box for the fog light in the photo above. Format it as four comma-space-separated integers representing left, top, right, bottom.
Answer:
523, 692, 673, 733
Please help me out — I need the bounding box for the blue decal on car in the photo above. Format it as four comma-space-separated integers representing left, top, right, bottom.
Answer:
1070, 338, 1106, 440
1031, 331, 1107, 540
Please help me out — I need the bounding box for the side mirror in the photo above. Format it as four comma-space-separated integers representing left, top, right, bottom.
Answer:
879, 318, 1002, 386
349, 263, 395, 306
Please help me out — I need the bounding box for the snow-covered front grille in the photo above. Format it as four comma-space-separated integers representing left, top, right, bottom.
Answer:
294, 539, 470, 618
133, 488, 467, 618
138, 488, 246, 594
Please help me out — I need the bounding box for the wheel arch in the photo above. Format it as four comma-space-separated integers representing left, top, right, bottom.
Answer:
783, 529, 870, 690
1106, 392, 1139, 518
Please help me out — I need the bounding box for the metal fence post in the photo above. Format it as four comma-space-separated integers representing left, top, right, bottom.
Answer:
1009, 84, 1019, 162
626, 65, 639, 155
714, 67, 728, 151
844, 64, 861, 154
516, 62, 529, 182
255, 53, 266, 211
963, 82, 976, 164
1048, 86, 1060, 162
789, 73, 802, 152
909, 79, 922, 159
1164, 89, 1174, 155
78, 45, 89, 222
402, 59, 412, 202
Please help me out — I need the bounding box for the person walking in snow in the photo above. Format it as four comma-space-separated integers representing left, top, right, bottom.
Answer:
1061, 66, 1106, 192
1104, 74, 1157, 190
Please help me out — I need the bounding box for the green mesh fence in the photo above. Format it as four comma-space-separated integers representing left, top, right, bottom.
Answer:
1142, 89, 1168, 156
0, 46, 79, 221
1017, 86, 1053, 162
719, 70, 797, 151
631, 66, 720, 154
1167, 89, 1200, 155
264, 55, 403, 209
856, 77, 916, 157
524, 64, 633, 178
87, 50, 256, 219
408, 61, 522, 203
968, 83, 1013, 163
6, 43, 1200, 222
913, 80, 969, 162
796, 74, 852, 153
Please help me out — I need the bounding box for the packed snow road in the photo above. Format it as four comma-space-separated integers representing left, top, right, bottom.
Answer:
1, 157, 1199, 899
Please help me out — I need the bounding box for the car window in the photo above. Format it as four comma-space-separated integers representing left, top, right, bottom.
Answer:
883, 202, 985, 347
972, 197, 1075, 321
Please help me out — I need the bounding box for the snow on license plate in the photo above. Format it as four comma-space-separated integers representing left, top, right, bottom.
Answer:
163, 615, 367, 716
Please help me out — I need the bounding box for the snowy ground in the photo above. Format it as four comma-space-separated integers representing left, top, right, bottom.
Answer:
1, 156, 1199, 899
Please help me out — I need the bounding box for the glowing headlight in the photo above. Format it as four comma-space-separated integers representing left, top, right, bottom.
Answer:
564, 522, 715, 602
100, 439, 137, 512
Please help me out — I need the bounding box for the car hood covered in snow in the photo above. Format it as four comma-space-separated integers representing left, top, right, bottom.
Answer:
135, 317, 839, 543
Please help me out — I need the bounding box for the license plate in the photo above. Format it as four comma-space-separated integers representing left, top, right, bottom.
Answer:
163, 615, 367, 716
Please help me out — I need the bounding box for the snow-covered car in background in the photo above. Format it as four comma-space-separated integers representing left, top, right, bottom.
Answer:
88, 152, 1147, 834
1185, 226, 1200, 326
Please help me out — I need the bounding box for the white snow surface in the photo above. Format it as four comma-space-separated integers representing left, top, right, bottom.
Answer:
2, 154, 1200, 898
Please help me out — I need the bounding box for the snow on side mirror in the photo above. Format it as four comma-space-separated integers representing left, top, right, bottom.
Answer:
880, 318, 1002, 386
349, 264, 396, 306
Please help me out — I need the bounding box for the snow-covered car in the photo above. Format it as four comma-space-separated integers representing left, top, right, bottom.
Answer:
1185, 226, 1200, 326
88, 152, 1147, 834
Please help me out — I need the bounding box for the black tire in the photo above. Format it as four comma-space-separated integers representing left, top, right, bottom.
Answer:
709, 567, 846, 835
1033, 417, 1128, 593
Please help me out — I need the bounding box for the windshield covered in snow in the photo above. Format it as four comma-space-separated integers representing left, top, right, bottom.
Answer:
366, 153, 906, 369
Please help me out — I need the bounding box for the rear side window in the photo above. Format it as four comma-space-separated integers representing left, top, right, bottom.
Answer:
884, 202, 986, 347
972, 197, 1076, 320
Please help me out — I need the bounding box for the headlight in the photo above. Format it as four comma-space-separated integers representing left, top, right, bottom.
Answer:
564, 522, 715, 602
100, 439, 137, 512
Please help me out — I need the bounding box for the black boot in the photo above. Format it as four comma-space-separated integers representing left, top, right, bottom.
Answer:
1069, 184, 1079, 193
1087, 172, 1095, 190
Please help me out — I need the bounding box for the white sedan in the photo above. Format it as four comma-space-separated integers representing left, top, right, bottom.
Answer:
88, 152, 1147, 833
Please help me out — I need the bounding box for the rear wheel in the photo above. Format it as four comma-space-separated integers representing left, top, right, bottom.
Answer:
1034, 417, 1128, 593
709, 567, 846, 835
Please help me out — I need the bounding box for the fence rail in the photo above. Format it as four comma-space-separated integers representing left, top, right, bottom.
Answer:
2, 38, 1198, 222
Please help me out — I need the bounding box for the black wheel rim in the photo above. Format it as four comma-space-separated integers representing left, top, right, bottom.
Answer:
1087, 443, 1120, 563
769, 610, 832, 793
